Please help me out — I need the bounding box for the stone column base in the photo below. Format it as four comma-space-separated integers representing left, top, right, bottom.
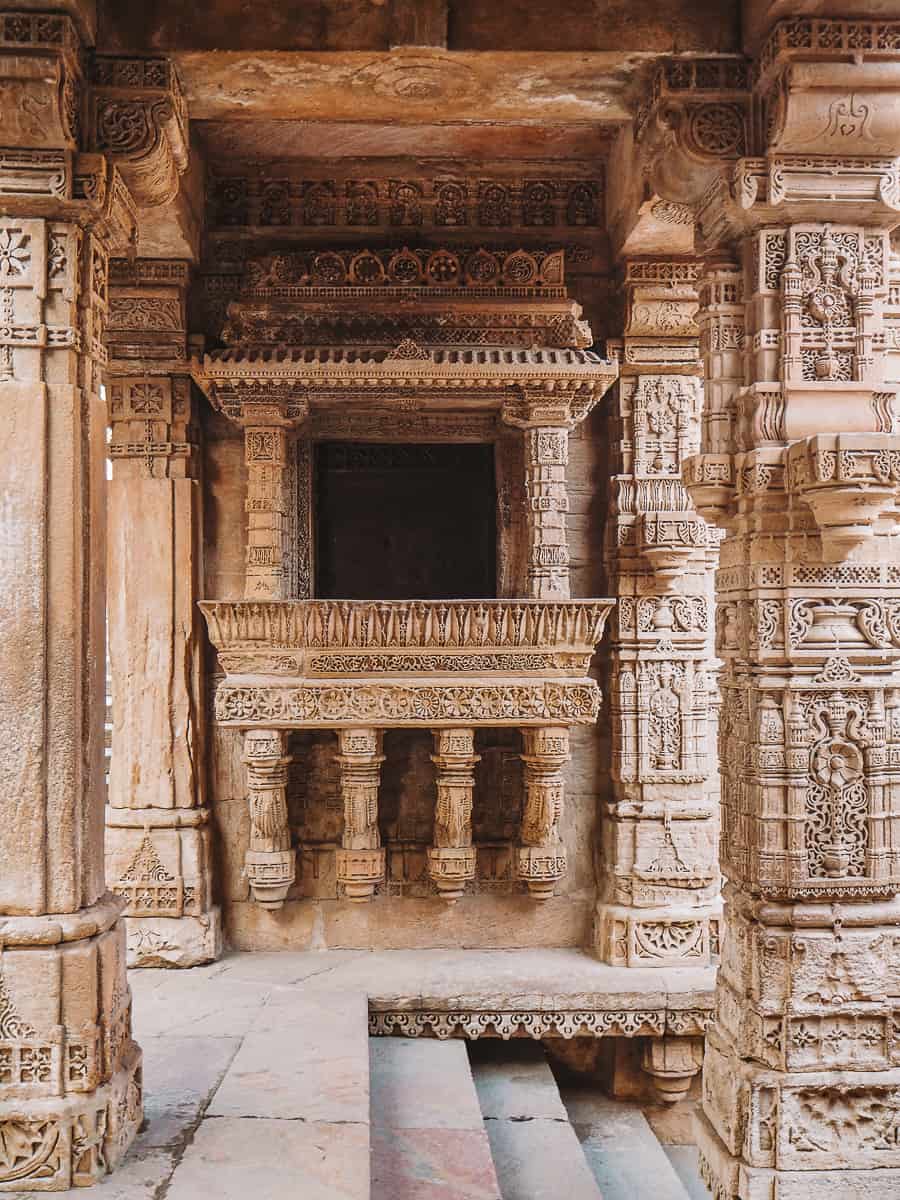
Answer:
427, 846, 476, 902
516, 846, 566, 899
336, 847, 386, 902
244, 849, 295, 910
593, 901, 721, 966
694, 1105, 900, 1200
0, 1042, 142, 1193
124, 908, 222, 968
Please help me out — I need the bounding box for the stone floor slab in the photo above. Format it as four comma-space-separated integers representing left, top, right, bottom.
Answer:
165, 1117, 370, 1200
209, 991, 370, 1122
139, 1034, 241, 1149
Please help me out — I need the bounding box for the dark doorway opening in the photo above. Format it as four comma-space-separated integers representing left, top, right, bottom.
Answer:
315, 441, 497, 600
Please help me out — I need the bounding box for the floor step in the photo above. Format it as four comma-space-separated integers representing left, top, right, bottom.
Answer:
470, 1041, 604, 1200
559, 1086, 695, 1200
370, 1037, 502, 1200
664, 1145, 713, 1200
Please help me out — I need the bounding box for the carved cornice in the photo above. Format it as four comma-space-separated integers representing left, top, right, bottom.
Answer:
193, 345, 618, 423
90, 56, 188, 208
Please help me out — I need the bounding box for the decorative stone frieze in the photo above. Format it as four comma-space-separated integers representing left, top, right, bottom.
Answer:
0, 11, 144, 1184
595, 258, 721, 969
208, 170, 604, 233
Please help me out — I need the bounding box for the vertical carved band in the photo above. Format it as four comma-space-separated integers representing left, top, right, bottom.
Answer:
244, 426, 292, 599
524, 426, 571, 600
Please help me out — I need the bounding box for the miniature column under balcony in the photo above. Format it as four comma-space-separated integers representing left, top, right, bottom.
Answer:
517, 728, 570, 898
243, 730, 295, 908
428, 728, 480, 902
336, 728, 386, 902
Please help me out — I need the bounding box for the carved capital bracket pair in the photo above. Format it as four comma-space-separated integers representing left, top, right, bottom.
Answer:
631, 18, 900, 253
0, 11, 188, 230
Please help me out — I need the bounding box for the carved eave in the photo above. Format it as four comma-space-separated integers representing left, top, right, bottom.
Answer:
192, 344, 619, 426
91, 56, 189, 208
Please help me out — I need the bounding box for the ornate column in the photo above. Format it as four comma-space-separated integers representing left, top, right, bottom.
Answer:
669, 20, 900, 1198
244, 424, 294, 600
517, 728, 570, 898
104, 259, 220, 967
428, 728, 480, 903
336, 728, 386, 902
205, 393, 308, 601
595, 258, 721, 970
0, 12, 145, 1189
501, 393, 580, 600
243, 730, 295, 909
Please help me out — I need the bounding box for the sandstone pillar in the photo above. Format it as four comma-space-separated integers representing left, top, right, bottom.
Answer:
428, 728, 480, 902
517, 728, 570, 898
104, 259, 220, 967
0, 13, 146, 1187
595, 257, 721, 967
656, 19, 900, 1197
336, 728, 386, 902
243, 730, 295, 909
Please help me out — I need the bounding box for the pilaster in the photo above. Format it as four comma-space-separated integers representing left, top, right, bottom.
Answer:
104, 257, 221, 967
0, 10, 143, 1188
594, 257, 721, 968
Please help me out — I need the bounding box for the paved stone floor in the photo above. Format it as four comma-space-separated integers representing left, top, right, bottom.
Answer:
5, 950, 714, 1198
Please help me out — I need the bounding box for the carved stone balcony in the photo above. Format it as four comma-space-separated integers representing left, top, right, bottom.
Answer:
200, 598, 612, 906
201, 598, 611, 726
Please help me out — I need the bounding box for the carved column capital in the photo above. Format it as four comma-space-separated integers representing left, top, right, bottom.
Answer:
90, 56, 188, 208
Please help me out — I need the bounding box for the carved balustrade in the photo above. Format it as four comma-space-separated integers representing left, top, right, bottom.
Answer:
201, 599, 612, 905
